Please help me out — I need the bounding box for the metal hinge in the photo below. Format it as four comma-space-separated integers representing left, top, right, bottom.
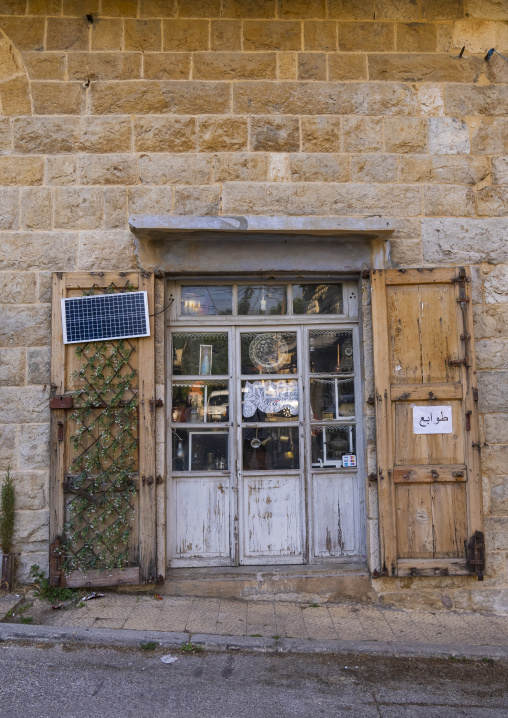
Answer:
465, 410, 472, 431
465, 530, 485, 581
50, 395, 73, 409
449, 358, 469, 366
149, 398, 164, 411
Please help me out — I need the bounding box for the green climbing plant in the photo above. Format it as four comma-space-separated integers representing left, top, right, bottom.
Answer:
0, 467, 15, 555
62, 283, 139, 573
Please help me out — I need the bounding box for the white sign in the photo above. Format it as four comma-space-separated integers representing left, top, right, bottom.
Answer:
413, 406, 453, 435
342, 454, 357, 467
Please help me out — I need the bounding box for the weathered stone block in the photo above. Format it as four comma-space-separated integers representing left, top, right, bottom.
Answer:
197, 117, 248, 152
328, 53, 367, 80
21, 51, 66, 81
417, 84, 444, 116
484, 415, 508, 444
143, 52, 191, 79
0, 76, 32, 116
18, 424, 49, 471
0, 307, 51, 349
342, 117, 383, 152
163, 19, 209, 51
14, 117, 133, 155
478, 187, 508, 218
128, 186, 173, 214
474, 305, 508, 339
267, 153, 291, 181
298, 53, 326, 80
290, 153, 349, 182
0, 0, 26, 13
222, 181, 421, 216
400, 155, 489, 185
0, 425, 16, 471
0, 156, 43, 185
301, 116, 341, 152
38, 272, 52, 304
173, 186, 221, 215
429, 117, 470, 155
31, 82, 86, 115
0, 187, 18, 229
471, 119, 508, 155
124, 20, 162, 51
250, 117, 299, 152
452, 19, 508, 53
134, 116, 195, 152
277, 0, 326, 18
21, 188, 52, 231
0, 233, 76, 271
222, 0, 276, 19
67, 52, 142, 81
0, 272, 36, 304
390, 239, 423, 266
13, 509, 49, 549
63, 0, 100, 13
46, 17, 89, 51
351, 154, 397, 183
101, 0, 138, 16
478, 372, 508, 413
328, 0, 374, 19
2, 470, 47, 511
422, 0, 464, 19
304, 21, 338, 51
376, 0, 419, 19
77, 230, 137, 271
0, 386, 49, 423
193, 51, 277, 80
0, 348, 25, 386
0, 119, 11, 155
104, 187, 127, 230
384, 117, 427, 153
424, 185, 476, 217
178, 0, 220, 16
45, 156, 77, 185
423, 219, 508, 264
78, 155, 139, 185
338, 22, 395, 51
369, 54, 482, 82
277, 52, 297, 79
27, 348, 50, 385
211, 20, 242, 50
482, 445, 508, 477
465, 0, 508, 20
396, 22, 437, 52
213, 153, 268, 182
54, 188, 103, 230
484, 265, 508, 304
233, 81, 418, 115
91, 81, 231, 114
492, 158, 508, 185
0, 33, 25, 77
476, 339, 508, 370
446, 85, 508, 117
243, 21, 302, 51
91, 18, 123, 51
138, 153, 212, 185
0, 17, 44, 51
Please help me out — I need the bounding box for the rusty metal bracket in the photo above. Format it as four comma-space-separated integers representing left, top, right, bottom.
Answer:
465, 410, 472, 431
449, 358, 468, 366
465, 530, 485, 581
149, 398, 164, 411
50, 395, 73, 409
142, 475, 154, 486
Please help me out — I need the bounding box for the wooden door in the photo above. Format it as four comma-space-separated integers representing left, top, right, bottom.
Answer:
372, 267, 483, 578
50, 272, 156, 587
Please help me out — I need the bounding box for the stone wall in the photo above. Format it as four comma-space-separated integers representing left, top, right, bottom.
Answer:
0, 0, 507, 611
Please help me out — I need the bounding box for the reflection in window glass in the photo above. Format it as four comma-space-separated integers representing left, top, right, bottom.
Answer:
181, 286, 232, 316
311, 425, 356, 468
310, 378, 355, 420
242, 426, 299, 471
242, 379, 298, 422
172, 428, 228, 471
238, 285, 286, 315
293, 284, 343, 315
309, 330, 354, 374
241, 332, 297, 375
172, 381, 229, 423
172, 333, 228, 376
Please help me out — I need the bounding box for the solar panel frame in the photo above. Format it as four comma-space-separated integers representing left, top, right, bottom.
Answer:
61, 291, 150, 344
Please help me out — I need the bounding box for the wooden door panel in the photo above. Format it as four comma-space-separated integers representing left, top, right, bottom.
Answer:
372, 266, 483, 578
313, 475, 359, 557
174, 478, 229, 559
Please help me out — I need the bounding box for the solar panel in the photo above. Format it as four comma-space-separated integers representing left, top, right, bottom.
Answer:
61, 291, 150, 344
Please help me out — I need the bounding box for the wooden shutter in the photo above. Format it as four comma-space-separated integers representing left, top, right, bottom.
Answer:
50, 272, 156, 587
371, 267, 483, 578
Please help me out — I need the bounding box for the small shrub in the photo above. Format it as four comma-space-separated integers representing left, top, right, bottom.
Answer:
181, 641, 203, 653
29, 565, 78, 604
20, 617, 33, 624
140, 641, 159, 651
0, 469, 15, 555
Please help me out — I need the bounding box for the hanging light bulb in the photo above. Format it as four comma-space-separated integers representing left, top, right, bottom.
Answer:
177, 438, 185, 460
260, 286, 267, 312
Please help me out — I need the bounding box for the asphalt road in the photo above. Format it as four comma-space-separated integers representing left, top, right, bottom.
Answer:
0, 643, 507, 718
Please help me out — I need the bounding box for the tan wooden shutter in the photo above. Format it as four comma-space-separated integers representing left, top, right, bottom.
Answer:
371, 267, 484, 579
50, 272, 156, 587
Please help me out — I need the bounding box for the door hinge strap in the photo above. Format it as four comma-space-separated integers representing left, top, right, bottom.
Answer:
466, 530, 485, 581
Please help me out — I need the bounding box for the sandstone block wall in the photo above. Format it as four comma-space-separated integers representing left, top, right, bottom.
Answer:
0, 0, 507, 612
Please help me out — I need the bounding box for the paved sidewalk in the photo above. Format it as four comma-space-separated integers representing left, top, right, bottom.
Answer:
2, 591, 508, 659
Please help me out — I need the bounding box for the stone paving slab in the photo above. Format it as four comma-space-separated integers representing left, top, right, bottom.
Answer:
3, 591, 508, 656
